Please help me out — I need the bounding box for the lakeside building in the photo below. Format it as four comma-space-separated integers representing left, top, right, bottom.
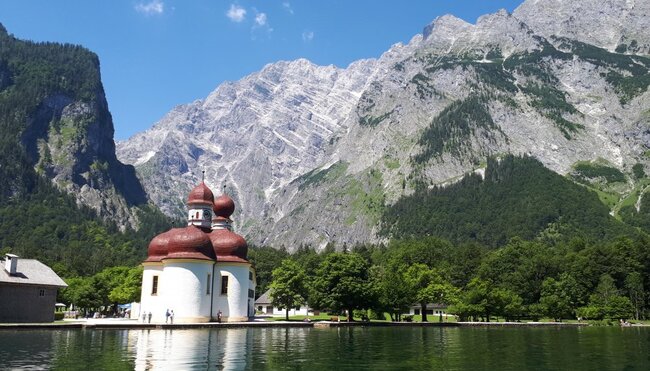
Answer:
0, 254, 68, 323
140, 182, 256, 323
407, 303, 449, 318
254, 289, 311, 316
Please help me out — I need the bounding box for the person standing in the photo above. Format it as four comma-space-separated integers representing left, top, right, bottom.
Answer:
147, 312, 152, 323
165, 309, 170, 324
217, 310, 222, 323
170, 310, 174, 324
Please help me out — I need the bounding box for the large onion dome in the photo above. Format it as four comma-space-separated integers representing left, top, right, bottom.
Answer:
210, 229, 248, 262
213, 194, 235, 218
188, 182, 214, 205
164, 226, 215, 261
144, 230, 173, 262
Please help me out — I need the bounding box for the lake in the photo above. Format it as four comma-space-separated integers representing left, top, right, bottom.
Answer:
0, 326, 648, 370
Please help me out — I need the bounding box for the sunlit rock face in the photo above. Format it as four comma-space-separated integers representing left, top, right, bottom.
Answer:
118, 0, 650, 250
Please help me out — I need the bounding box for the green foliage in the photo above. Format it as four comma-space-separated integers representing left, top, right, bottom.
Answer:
310, 253, 376, 320
520, 83, 582, 138
577, 274, 635, 320
415, 95, 498, 162
555, 38, 650, 104
59, 265, 142, 313
296, 161, 348, 191
410, 73, 443, 99
359, 110, 393, 127
572, 162, 626, 184
248, 245, 290, 297
270, 259, 307, 320
383, 155, 632, 247
632, 163, 646, 179
619, 192, 650, 232
0, 177, 172, 276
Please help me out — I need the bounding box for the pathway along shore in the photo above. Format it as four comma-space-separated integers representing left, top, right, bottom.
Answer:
0, 319, 593, 330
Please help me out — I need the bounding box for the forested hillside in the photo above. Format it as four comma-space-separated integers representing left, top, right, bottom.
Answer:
0, 23, 174, 277
382, 155, 639, 247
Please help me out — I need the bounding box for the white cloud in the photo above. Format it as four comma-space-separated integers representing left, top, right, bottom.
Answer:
282, 2, 294, 15
226, 4, 246, 22
255, 12, 267, 27
302, 30, 314, 42
135, 0, 164, 15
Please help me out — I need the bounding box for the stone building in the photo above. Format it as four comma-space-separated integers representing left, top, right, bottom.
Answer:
0, 254, 68, 323
140, 182, 256, 323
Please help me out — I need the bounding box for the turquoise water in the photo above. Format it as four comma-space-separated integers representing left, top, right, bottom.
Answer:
0, 326, 648, 370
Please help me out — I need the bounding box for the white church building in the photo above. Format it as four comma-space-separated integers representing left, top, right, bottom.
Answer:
140, 181, 256, 323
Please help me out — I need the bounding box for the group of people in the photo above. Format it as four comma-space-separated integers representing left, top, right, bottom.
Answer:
139, 310, 174, 324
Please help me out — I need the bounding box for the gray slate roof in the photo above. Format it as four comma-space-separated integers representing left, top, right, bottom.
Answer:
255, 289, 272, 305
0, 259, 67, 287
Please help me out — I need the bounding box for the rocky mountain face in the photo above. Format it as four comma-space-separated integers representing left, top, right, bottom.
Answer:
0, 24, 148, 228
117, 0, 650, 250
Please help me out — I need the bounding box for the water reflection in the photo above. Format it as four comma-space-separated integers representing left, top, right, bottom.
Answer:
1, 326, 649, 370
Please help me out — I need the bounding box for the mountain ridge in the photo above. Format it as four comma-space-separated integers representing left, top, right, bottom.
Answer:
117, 0, 650, 250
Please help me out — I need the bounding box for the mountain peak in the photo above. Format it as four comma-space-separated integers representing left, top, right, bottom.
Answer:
423, 14, 472, 40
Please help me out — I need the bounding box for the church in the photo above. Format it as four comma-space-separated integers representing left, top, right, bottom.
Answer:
140, 181, 256, 323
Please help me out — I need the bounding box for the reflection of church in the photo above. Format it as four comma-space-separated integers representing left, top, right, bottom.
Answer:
140, 181, 256, 323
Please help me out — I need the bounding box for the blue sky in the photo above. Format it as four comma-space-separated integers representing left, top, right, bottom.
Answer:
0, 0, 524, 140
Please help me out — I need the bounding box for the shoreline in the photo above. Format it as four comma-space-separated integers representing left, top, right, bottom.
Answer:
0, 319, 600, 330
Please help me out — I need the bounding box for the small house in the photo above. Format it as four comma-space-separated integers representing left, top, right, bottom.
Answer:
0, 254, 68, 323
254, 289, 310, 317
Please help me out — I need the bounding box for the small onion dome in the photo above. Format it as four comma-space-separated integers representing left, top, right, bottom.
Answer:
188, 182, 214, 205
213, 194, 235, 218
145, 230, 173, 262
210, 229, 248, 262
164, 226, 215, 261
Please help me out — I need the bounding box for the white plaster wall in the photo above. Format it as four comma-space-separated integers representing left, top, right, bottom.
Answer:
212, 263, 253, 322
163, 261, 214, 323
140, 264, 164, 323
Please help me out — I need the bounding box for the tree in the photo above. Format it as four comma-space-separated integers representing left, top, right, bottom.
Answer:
404, 264, 457, 322
490, 288, 524, 321
373, 264, 412, 321
578, 274, 635, 320
60, 277, 101, 315
539, 275, 584, 321
625, 272, 645, 320
270, 259, 307, 321
404, 264, 438, 322
108, 266, 143, 304
311, 253, 375, 321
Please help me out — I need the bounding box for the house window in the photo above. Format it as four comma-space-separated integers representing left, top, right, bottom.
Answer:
207, 274, 211, 295
414, 309, 420, 315
39, 289, 45, 297
152, 276, 159, 295
221, 275, 229, 295
249, 271, 253, 281
248, 289, 254, 298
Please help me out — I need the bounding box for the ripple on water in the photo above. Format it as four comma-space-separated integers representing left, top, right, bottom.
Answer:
0, 326, 649, 370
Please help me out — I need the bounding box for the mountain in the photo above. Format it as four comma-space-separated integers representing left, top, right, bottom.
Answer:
0, 24, 177, 275
117, 0, 650, 250
0, 23, 148, 227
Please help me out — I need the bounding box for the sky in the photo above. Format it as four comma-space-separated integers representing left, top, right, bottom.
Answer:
0, 0, 524, 140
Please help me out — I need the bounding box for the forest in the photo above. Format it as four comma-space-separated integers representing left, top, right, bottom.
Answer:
255, 234, 650, 323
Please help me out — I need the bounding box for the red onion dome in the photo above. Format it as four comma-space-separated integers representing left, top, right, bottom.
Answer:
213, 194, 235, 218
188, 182, 214, 205
145, 230, 173, 262
165, 226, 215, 261
210, 229, 248, 262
